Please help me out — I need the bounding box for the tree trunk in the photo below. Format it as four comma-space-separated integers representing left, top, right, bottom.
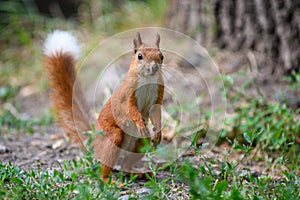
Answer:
166, 0, 300, 77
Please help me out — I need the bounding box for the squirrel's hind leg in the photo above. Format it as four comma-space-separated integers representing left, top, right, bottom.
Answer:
93, 126, 124, 181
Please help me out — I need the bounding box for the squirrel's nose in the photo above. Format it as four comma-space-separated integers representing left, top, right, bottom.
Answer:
152, 64, 159, 72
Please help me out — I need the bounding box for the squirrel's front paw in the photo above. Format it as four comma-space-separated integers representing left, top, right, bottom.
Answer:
137, 126, 151, 138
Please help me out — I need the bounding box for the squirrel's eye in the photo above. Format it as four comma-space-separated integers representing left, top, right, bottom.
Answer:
138, 53, 143, 60
161, 55, 164, 61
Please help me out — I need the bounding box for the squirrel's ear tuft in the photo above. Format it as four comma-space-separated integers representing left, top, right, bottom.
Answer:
133, 32, 143, 53
155, 33, 160, 47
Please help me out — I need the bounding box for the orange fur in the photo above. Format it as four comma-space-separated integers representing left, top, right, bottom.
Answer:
44, 52, 90, 144
44, 33, 164, 181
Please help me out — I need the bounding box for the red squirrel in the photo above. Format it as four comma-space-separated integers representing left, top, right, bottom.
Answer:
44, 30, 164, 182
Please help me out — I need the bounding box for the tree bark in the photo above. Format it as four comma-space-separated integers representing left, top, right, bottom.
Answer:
166, 0, 300, 76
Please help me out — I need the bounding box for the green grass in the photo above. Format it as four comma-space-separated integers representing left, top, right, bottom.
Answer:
178, 158, 300, 199
0, 154, 121, 199
1, 130, 299, 199
219, 71, 300, 170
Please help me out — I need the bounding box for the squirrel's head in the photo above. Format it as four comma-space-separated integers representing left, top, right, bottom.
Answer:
130, 32, 164, 77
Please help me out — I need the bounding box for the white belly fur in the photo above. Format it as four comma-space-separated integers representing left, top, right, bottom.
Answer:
135, 75, 159, 117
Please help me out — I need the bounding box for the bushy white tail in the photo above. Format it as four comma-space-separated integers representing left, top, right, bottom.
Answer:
44, 30, 81, 60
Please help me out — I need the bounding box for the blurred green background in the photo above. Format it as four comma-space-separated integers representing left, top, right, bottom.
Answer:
0, 0, 167, 88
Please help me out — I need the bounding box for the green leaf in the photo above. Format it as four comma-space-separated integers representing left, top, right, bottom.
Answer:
233, 145, 244, 150
220, 129, 227, 138
243, 132, 252, 144
11, 177, 23, 184
216, 180, 228, 193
